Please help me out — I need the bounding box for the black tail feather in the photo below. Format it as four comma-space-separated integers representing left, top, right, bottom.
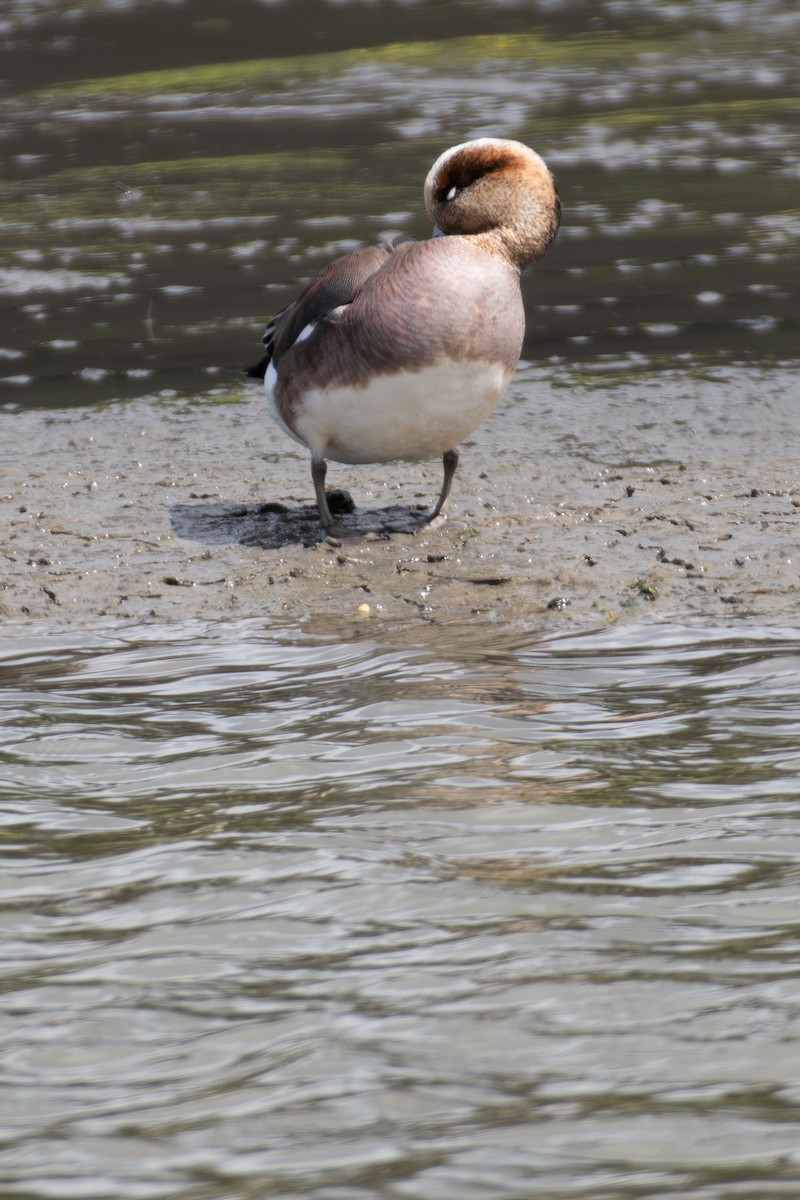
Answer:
244, 353, 271, 380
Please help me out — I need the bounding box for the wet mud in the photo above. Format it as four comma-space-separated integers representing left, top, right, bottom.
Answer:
1, 0, 798, 635
2, 367, 797, 633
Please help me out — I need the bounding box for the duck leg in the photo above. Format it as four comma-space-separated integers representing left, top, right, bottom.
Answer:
311, 454, 335, 531
428, 447, 459, 521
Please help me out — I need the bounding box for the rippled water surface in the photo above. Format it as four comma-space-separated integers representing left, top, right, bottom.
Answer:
1, 0, 798, 407
2, 618, 800, 1197
2, 1, 800, 1195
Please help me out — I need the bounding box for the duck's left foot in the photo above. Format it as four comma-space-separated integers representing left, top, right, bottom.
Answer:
311, 453, 335, 533
311, 456, 357, 535
427, 447, 459, 522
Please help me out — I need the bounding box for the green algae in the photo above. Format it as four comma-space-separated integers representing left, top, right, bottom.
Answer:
29, 31, 655, 101
585, 93, 800, 132
0, 149, 369, 231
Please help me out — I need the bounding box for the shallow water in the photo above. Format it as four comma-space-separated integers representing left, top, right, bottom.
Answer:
3, 618, 800, 1197
1, 0, 798, 409
2, 2, 800, 1195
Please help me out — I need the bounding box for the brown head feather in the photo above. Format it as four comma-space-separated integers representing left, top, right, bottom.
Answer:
424, 138, 560, 268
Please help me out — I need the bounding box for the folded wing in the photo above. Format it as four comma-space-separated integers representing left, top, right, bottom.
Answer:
245, 234, 413, 379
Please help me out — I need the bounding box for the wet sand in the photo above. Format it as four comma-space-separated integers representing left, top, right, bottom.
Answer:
2, 362, 797, 633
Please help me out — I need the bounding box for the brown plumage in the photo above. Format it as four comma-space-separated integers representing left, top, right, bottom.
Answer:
249, 138, 560, 532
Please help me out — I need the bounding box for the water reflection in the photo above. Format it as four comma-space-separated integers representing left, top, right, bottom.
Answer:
2, 619, 800, 1195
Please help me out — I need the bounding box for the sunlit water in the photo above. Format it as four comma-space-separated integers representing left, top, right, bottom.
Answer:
3, 619, 800, 1198
1, 0, 798, 408
2, 0, 800, 1194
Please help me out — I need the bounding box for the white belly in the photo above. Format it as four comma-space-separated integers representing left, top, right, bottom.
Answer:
284, 359, 511, 465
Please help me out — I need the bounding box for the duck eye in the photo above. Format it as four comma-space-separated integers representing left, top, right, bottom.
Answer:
445, 185, 458, 202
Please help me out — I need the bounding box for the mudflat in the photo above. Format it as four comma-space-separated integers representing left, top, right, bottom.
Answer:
2, 363, 797, 632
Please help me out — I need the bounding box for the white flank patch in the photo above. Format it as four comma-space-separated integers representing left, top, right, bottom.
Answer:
264, 322, 316, 448
290, 359, 511, 465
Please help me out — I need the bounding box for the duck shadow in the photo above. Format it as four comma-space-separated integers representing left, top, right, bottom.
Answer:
170, 491, 436, 549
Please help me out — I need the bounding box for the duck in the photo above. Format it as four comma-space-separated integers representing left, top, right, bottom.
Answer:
247, 137, 560, 533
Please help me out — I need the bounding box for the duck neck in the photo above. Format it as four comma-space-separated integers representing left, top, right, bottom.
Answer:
470, 219, 555, 271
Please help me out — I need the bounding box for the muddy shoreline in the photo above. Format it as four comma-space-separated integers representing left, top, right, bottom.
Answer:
2, 367, 798, 635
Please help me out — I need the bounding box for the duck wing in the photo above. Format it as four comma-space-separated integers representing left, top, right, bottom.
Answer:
245, 234, 413, 380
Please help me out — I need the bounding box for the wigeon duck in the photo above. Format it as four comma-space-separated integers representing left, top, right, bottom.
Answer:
248, 137, 560, 532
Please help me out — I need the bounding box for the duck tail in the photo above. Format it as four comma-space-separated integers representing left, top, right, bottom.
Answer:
243, 352, 271, 380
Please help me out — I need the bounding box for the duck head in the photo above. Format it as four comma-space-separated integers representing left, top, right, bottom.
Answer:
424, 137, 560, 270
